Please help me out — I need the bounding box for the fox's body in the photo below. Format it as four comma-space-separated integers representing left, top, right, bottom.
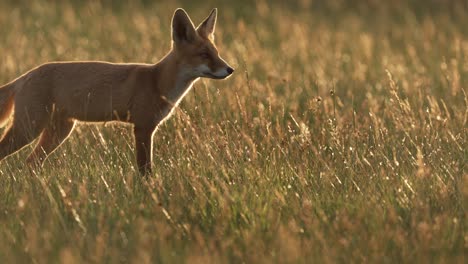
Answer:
3, 60, 193, 124
0, 8, 233, 174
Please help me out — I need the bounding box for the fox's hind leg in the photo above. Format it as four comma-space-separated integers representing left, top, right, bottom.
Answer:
26, 116, 75, 166
0, 106, 50, 161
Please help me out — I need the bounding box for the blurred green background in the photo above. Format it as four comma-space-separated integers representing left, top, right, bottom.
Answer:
0, 0, 466, 263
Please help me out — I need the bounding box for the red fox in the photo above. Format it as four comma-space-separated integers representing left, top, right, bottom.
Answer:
0, 8, 234, 174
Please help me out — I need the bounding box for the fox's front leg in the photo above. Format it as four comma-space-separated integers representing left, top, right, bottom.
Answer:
134, 126, 155, 175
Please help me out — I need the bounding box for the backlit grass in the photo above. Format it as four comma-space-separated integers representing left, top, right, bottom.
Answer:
0, 0, 466, 263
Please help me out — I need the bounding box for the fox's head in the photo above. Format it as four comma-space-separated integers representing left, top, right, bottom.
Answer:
171, 8, 234, 80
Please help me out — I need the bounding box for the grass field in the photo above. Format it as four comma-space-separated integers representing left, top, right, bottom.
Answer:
0, 0, 466, 263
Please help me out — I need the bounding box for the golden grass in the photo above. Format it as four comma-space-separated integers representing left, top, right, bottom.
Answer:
0, 0, 466, 263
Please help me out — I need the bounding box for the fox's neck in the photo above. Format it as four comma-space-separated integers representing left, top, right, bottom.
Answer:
156, 51, 199, 106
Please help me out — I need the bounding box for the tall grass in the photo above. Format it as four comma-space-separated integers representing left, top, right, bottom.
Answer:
0, 0, 466, 263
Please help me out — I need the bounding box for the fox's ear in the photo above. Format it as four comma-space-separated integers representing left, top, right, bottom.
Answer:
197, 8, 217, 40
172, 8, 197, 43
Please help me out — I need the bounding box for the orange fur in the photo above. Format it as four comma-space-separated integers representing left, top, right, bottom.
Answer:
0, 8, 234, 174
0, 84, 14, 127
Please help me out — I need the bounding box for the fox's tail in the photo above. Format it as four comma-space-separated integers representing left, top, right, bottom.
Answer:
0, 84, 15, 127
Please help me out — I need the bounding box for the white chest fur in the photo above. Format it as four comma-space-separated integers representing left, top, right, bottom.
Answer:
166, 77, 198, 105
159, 74, 199, 123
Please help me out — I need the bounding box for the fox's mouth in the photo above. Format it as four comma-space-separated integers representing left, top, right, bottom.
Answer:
202, 72, 229, 79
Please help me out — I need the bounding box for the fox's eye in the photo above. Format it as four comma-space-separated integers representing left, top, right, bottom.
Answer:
199, 52, 210, 59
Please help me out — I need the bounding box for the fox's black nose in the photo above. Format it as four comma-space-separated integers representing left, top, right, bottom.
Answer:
227, 67, 234, 75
